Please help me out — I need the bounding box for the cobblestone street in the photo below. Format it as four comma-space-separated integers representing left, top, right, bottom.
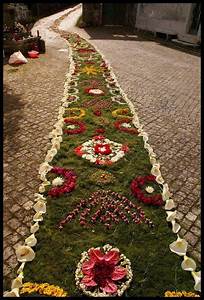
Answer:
3, 4, 200, 290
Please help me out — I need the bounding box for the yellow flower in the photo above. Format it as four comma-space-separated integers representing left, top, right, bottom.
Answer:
164, 290, 200, 297
20, 282, 68, 297
81, 65, 99, 75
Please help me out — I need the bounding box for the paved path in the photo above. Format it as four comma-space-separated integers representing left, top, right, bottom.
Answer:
3, 4, 200, 290
3, 5, 79, 288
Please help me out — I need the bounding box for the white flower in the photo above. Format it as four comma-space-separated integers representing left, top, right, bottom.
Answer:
181, 255, 196, 271
17, 262, 25, 274
25, 234, 37, 247
162, 183, 172, 201
151, 163, 161, 177
33, 212, 43, 222
191, 271, 201, 292
16, 245, 35, 262
45, 148, 57, 163
3, 288, 20, 297
121, 123, 132, 128
39, 181, 50, 193
89, 88, 104, 95
171, 220, 181, 233
145, 186, 154, 193
66, 124, 76, 129
166, 211, 177, 222
34, 193, 46, 202
169, 235, 188, 256
33, 201, 46, 214
149, 157, 157, 165
156, 175, 164, 184
164, 199, 175, 210
52, 177, 64, 186
39, 162, 52, 175
30, 222, 39, 234
11, 273, 23, 289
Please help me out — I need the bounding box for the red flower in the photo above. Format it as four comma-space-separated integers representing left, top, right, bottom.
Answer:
93, 109, 101, 116
114, 118, 138, 135
95, 128, 105, 134
94, 144, 112, 155
130, 175, 163, 206
93, 135, 105, 141
64, 119, 86, 135
81, 249, 127, 294
74, 145, 84, 156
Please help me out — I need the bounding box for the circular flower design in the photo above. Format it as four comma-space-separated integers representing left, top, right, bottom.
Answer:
64, 108, 86, 120
74, 136, 129, 165
75, 245, 133, 297
64, 119, 86, 135
48, 167, 77, 198
112, 108, 132, 119
131, 175, 164, 206
114, 118, 138, 135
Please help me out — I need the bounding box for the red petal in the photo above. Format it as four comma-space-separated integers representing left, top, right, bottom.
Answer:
81, 276, 97, 287
102, 279, 117, 294
104, 250, 119, 265
111, 266, 127, 281
89, 249, 104, 262
82, 258, 95, 275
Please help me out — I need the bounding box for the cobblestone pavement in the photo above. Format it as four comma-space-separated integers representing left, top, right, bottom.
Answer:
3, 6, 80, 289
3, 4, 200, 290
68, 25, 201, 261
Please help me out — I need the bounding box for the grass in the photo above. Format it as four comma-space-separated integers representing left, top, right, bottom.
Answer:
12, 33, 198, 297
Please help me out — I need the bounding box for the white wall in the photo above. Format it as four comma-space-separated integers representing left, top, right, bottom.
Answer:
135, 3, 192, 35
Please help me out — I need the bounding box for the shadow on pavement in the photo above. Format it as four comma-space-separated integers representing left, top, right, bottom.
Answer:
3, 84, 25, 151
83, 26, 200, 57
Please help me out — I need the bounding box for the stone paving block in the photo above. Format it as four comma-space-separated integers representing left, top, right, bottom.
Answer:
185, 212, 197, 222
184, 232, 198, 247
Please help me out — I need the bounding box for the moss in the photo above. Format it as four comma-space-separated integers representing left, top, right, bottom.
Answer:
20, 33, 197, 297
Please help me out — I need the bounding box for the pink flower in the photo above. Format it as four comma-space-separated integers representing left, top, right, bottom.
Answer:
81, 248, 127, 294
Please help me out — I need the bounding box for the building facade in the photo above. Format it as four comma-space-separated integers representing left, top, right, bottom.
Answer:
82, 3, 201, 44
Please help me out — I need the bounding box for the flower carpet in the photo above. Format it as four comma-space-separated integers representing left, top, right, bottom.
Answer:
5, 33, 201, 297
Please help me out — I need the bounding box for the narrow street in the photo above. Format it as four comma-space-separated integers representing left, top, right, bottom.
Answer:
3, 3, 200, 291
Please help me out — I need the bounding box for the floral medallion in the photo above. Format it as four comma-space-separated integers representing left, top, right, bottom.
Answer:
74, 136, 129, 165
57, 189, 153, 230
64, 108, 86, 120
84, 87, 105, 96
112, 108, 132, 119
75, 244, 133, 297
114, 118, 138, 135
64, 119, 86, 135
48, 167, 77, 197
130, 175, 164, 206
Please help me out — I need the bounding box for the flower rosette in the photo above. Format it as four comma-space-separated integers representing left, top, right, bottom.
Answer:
48, 167, 77, 198
64, 119, 86, 135
74, 136, 129, 166
75, 244, 132, 297
131, 175, 164, 206
114, 118, 138, 135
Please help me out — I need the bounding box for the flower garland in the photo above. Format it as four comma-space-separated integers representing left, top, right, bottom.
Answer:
20, 282, 68, 297
130, 175, 164, 206
64, 107, 86, 120
48, 167, 77, 197
64, 118, 86, 134
164, 291, 200, 297
114, 118, 138, 135
74, 135, 129, 165
112, 108, 132, 119
57, 189, 153, 230
75, 244, 133, 297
